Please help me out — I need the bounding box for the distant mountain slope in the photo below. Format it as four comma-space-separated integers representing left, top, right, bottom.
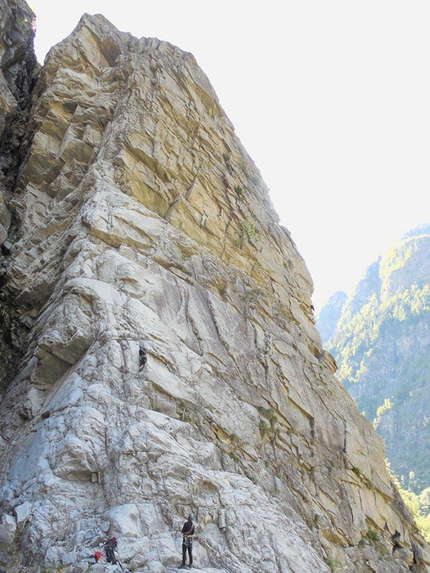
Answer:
316, 290, 347, 342
317, 224, 430, 494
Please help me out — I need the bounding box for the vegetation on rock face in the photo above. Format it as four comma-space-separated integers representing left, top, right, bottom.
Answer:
240, 217, 260, 242
317, 225, 430, 508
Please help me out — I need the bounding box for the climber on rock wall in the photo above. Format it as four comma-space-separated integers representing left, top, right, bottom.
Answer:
139, 344, 147, 371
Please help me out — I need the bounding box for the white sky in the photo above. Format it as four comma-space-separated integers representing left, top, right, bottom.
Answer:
27, 0, 430, 310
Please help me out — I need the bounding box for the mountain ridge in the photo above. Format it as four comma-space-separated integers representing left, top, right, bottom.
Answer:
317, 224, 430, 496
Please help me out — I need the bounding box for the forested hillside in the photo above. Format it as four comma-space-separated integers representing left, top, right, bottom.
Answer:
317, 224, 430, 503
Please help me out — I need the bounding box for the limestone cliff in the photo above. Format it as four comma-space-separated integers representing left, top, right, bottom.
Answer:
0, 2, 429, 572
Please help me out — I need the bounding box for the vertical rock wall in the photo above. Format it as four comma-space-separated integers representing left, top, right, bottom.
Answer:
0, 4, 429, 572
0, 0, 38, 392
0, 0, 38, 240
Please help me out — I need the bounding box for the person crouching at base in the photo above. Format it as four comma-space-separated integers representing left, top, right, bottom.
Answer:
180, 513, 195, 569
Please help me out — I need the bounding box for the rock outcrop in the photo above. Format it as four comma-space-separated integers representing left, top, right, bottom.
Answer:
0, 0, 38, 241
0, 2, 429, 572
0, 0, 38, 390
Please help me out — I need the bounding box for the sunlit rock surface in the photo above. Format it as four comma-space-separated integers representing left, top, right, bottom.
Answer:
0, 2, 429, 572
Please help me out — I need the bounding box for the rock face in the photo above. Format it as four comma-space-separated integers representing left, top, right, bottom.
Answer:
318, 225, 430, 497
0, 0, 38, 389
0, 0, 38, 241
0, 3, 429, 572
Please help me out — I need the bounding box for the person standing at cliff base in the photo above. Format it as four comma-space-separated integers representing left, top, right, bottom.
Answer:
179, 513, 195, 569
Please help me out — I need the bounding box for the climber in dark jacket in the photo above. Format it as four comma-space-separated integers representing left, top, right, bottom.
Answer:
180, 513, 195, 568
139, 344, 147, 371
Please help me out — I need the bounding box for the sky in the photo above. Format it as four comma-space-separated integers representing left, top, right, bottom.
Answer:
27, 0, 430, 311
